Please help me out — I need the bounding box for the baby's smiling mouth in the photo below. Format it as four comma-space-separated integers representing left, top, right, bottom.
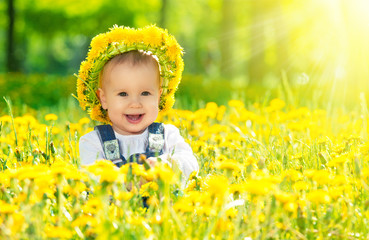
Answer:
125, 114, 144, 123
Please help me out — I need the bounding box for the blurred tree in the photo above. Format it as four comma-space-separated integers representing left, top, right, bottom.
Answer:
165, 0, 217, 75
4, 0, 161, 74
6, 0, 20, 72
248, 0, 267, 85
159, 0, 168, 28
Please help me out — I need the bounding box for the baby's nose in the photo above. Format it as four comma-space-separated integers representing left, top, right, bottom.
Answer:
129, 96, 142, 108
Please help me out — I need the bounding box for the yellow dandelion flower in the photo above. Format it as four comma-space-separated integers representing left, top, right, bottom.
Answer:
174, 198, 194, 213
76, 78, 87, 95
166, 36, 182, 61
269, 98, 286, 110
307, 189, 331, 204
328, 186, 344, 200
149, 181, 159, 191
276, 222, 287, 230
106, 25, 127, 42
331, 174, 348, 186
174, 55, 184, 74
245, 156, 257, 166
79, 60, 92, 75
10, 212, 24, 233
258, 212, 266, 222
99, 169, 119, 183
22, 114, 37, 126
64, 181, 87, 197
142, 25, 163, 46
44, 113, 58, 121
147, 196, 160, 207
51, 126, 61, 135
82, 197, 103, 214
188, 171, 198, 180
155, 163, 177, 184
293, 181, 310, 191
87, 159, 116, 175
15, 165, 49, 181
114, 191, 134, 201
131, 163, 147, 177
204, 175, 229, 198
225, 208, 238, 219
243, 179, 275, 196
72, 214, 98, 228
168, 73, 182, 90
87, 48, 100, 62
77, 71, 88, 84
185, 179, 197, 192
303, 169, 316, 179
51, 161, 71, 175
196, 205, 218, 217
0, 115, 12, 126
119, 164, 131, 175
120, 27, 136, 45
274, 191, 297, 203
150, 214, 163, 224
229, 183, 245, 195
362, 167, 369, 179
161, 93, 175, 112
228, 99, 244, 108
283, 169, 303, 182
0, 200, 18, 214
139, 182, 159, 197
327, 154, 348, 167
90, 104, 108, 123
127, 216, 146, 226
44, 225, 73, 239
79, 117, 90, 125
283, 202, 298, 213
90, 33, 109, 54
215, 159, 242, 172
312, 170, 333, 185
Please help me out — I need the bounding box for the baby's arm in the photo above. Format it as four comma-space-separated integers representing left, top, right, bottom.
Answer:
158, 124, 199, 179
79, 131, 105, 165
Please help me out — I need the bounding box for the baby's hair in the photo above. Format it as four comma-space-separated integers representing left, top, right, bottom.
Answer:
100, 50, 161, 88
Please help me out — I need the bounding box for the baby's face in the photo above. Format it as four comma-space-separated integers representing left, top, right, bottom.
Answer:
99, 62, 161, 135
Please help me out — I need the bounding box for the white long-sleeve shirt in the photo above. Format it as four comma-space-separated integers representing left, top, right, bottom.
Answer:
79, 124, 199, 179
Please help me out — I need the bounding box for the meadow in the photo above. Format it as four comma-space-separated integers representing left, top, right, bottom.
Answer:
2, 0, 369, 238
1, 90, 369, 239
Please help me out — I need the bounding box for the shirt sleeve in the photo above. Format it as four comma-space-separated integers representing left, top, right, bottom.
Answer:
79, 131, 105, 165
160, 124, 199, 179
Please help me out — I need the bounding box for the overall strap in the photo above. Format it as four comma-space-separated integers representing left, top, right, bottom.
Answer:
145, 122, 165, 158
94, 125, 126, 166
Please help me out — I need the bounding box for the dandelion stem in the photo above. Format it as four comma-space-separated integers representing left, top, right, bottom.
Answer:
3, 97, 18, 147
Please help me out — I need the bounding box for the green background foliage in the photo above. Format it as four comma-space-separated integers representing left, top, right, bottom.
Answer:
1, 0, 369, 112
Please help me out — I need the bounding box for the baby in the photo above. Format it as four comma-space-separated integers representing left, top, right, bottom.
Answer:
77, 26, 199, 179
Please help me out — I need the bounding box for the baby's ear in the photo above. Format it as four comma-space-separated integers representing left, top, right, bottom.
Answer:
97, 88, 107, 109
158, 88, 163, 103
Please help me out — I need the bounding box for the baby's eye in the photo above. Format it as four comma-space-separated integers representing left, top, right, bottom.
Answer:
118, 92, 128, 97
141, 91, 151, 96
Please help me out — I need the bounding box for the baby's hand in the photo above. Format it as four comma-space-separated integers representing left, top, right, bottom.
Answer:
146, 157, 158, 168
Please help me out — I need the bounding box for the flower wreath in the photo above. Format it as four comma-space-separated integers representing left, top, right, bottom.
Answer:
76, 25, 184, 123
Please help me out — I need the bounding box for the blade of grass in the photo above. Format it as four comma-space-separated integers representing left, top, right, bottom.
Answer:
3, 97, 18, 147
360, 92, 368, 140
